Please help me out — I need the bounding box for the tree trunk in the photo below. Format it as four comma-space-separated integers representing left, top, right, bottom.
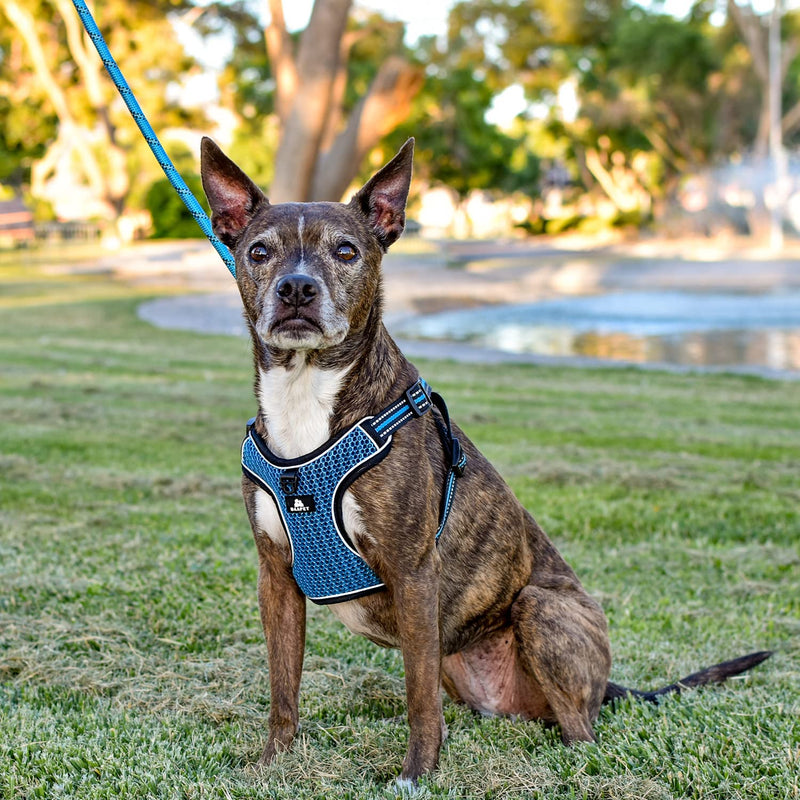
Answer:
726, 0, 799, 157
265, 0, 423, 203
268, 0, 353, 202
754, 98, 771, 158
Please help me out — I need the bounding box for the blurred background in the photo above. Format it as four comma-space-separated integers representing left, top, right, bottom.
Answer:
2, 0, 800, 372
5, 0, 800, 242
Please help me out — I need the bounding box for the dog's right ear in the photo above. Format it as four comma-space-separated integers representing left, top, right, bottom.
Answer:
200, 137, 268, 248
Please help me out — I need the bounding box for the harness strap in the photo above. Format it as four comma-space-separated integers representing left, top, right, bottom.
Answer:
352, 377, 465, 536
365, 378, 432, 441
430, 392, 468, 537
366, 379, 466, 538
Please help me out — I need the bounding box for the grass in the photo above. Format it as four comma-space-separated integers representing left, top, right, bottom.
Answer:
0, 252, 798, 799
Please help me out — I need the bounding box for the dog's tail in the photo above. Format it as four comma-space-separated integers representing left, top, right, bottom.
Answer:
603, 650, 772, 706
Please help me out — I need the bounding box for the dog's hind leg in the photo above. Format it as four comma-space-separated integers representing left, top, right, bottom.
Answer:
511, 577, 611, 743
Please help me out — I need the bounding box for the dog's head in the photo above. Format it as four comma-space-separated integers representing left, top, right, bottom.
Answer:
200, 138, 413, 355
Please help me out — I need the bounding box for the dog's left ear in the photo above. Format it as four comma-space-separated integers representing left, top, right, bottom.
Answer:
200, 137, 268, 249
349, 138, 414, 250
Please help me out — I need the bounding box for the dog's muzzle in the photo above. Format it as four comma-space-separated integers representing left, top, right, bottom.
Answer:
261, 271, 347, 350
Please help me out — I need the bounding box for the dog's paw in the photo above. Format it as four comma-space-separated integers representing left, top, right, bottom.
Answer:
257, 726, 298, 767
388, 777, 430, 797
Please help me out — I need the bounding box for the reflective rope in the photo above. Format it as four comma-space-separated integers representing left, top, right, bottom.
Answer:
70, 0, 236, 278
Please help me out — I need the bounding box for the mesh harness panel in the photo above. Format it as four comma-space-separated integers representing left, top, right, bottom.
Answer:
241, 378, 466, 604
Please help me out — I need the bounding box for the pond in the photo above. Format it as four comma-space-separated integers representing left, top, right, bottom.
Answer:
394, 291, 800, 374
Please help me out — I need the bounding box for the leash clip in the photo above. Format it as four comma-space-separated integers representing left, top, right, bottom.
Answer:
280, 469, 300, 495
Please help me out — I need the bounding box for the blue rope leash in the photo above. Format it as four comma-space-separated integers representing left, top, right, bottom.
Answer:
70, 0, 237, 278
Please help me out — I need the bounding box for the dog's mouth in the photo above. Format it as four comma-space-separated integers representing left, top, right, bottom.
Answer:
269, 314, 322, 338
270, 314, 322, 332
254, 296, 350, 351
260, 310, 344, 351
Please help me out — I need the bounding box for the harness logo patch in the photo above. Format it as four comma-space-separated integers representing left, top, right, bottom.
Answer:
285, 495, 316, 514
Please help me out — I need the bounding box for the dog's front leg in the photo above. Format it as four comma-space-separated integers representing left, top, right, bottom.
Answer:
392, 556, 443, 784
256, 544, 307, 766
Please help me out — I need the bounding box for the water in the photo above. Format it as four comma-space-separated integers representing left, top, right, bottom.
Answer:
396, 291, 800, 373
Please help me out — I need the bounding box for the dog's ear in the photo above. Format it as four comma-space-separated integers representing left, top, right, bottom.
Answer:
200, 137, 268, 248
349, 138, 414, 250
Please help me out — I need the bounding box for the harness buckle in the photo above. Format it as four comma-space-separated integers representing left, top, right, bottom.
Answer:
280, 469, 300, 495
405, 384, 429, 417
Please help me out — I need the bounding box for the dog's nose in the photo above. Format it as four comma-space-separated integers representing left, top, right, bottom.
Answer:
275, 274, 319, 307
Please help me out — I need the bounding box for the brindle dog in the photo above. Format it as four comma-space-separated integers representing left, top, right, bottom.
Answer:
199, 137, 770, 786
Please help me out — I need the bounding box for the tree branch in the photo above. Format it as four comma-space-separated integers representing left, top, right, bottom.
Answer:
727, 0, 769, 84
320, 29, 369, 151
3, 0, 72, 122
310, 56, 424, 200
3, 0, 112, 209
265, 0, 298, 123
781, 96, 800, 137
269, 0, 353, 202
54, 0, 105, 107
583, 148, 646, 213
781, 36, 799, 79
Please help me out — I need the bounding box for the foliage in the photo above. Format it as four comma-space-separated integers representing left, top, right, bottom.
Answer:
439, 0, 800, 226
8, 0, 800, 230
398, 37, 540, 202
145, 174, 209, 239
0, 0, 205, 217
587, 8, 719, 165
0, 92, 54, 184
0, 259, 798, 798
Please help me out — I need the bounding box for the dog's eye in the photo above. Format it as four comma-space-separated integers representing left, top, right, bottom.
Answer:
249, 243, 269, 263
335, 243, 358, 262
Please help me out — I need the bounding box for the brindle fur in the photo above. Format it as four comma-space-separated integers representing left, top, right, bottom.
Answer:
199, 138, 770, 783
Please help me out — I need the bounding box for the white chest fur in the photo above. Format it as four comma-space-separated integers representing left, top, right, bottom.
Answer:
257, 362, 351, 458
252, 361, 348, 551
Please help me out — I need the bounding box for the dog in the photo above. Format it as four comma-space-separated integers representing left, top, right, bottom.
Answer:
199, 137, 770, 785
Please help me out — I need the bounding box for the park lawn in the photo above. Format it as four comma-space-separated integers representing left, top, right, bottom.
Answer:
0, 261, 798, 799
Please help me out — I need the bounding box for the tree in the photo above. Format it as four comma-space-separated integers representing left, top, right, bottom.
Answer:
0, 8, 55, 185
267, 0, 424, 202
207, 0, 424, 203
725, 0, 800, 156
445, 0, 626, 96
437, 0, 666, 221
440, 1, 738, 221
0, 0, 203, 220
397, 28, 540, 217
568, 4, 721, 218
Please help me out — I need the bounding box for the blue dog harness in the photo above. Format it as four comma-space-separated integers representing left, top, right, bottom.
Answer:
241, 378, 467, 604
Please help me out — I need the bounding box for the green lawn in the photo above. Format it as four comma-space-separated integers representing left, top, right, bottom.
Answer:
1, 257, 798, 799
